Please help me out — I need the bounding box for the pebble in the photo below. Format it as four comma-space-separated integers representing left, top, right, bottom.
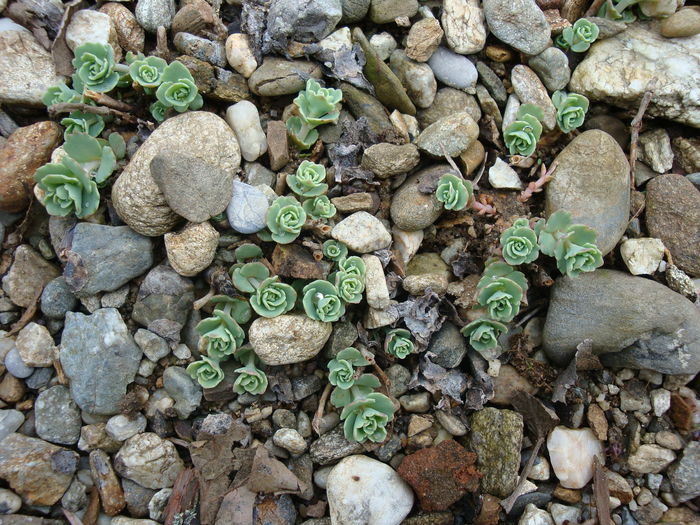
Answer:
147, 488, 171, 522
369, 0, 418, 24
655, 431, 683, 451
100, 3, 145, 54
331, 193, 377, 214
341, 0, 370, 23
417, 112, 479, 158
482, 0, 550, 55
226, 181, 269, 234
15, 322, 56, 367
327, 455, 414, 525
102, 286, 129, 309
105, 414, 148, 441
511, 65, 557, 131
405, 17, 443, 62
266, 120, 289, 171
149, 152, 234, 224
35, 385, 81, 445
528, 47, 571, 92
0, 410, 24, 442
392, 170, 447, 231
547, 426, 604, 489
489, 158, 523, 190
403, 274, 449, 296
646, 174, 700, 277
309, 427, 364, 465
163, 365, 202, 419
4, 347, 33, 379
442, 0, 486, 55
0, 488, 22, 514
476, 61, 508, 107
619, 238, 665, 275
90, 450, 126, 516
399, 392, 431, 413
226, 101, 267, 162
435, 411, 467, 436
491, 364, 537, 406
661, 7, 700, 38
427, 322, 468, 369
273, 409, 297, 429
273, 428, 308, 455
369, 31, 397, 61
361, 143, 420, 178
246, 162, 276, 187
417, 87, 481, 129
427, 47, 478, 93
225, 33, 257, 78
66, 10, 122, 62
667, 441, 700, 502
392, 227, 423, 267
518, 504, 554, 525
164, 221, 219, 277
627, 444, 676, 474
331, 211, 392, 253
546, 130, 630, 255
0, 373, 24, 403
0, 29, 64, 107
638, 128, 674, 173
135, 0, 175, 32
134, 329, 170, 362
266, 0, 341, 43
248, 58, 322, 97
112, 518, 160, 525
172, 32, 225, 67
60, 308, 142, 416
362, 255, 390, 309
2, 244, 60, 308
249, 314, 332, 365
115, 433, 184, 489
340, 82, 394, 136
390, 50, 437, 109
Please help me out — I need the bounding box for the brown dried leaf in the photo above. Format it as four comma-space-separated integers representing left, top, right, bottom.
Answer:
593, 456, 611, 525
552, 339, 600, 403
246, 446, 303, 494
51, 0, 86, 75
214, 485, 256, 525
511, 390, 559, 440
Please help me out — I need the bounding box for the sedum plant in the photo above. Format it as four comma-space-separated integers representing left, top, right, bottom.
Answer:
339, 256, 366, 279
334, 271, 365, 304
598, 0, 676, 20
231, 262, 270, 293
186, 356, 225, 389
323, 240, 348, 262
235, 243, 264, 263
555, 19, 599, 52
504, 104, 544, 157
129, 55, 168, 90
500, 218, 540, 265
62, 132, 124, 185
303, 195, 336, 220
34, 156, 100, 219
476, 261, 528, 323
460, 317, 508, 356
328, 347, 369, 389
196, 306, 246, 361
288, 161, 328, 198
266, 195, 307, 244
385, 328, 414, 359
435, 173, 473, 211
42, 82, 82, 107
250, 276, 297, 318
72, 42, 124, 93
60, 111, 105, 139
232, 346, 268, 395
155, 61, 203, 115
287, 78, 343, 150
552, 91, 589, 133
302, 280, 345, 322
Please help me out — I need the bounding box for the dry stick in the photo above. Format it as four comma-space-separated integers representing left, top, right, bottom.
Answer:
83, 89, 135, 112
62, 508, 85, 525
48, 102, 140, 125
312, 382, 333, 435
593, 456, 612, 525
7, 287, 43, 336
501, 435, 546, 513
629, 78, 658, 189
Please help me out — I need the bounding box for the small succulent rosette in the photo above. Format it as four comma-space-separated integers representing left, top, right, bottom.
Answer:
552, 91, 589, 133
504, 104, 544, 157
266, 195, 307, 244
555, 19, 599, 52
460, 317, 508, 358
287, 78, 343, 150
435, 173, 473, 211
385, 328, 415, 359
328, 347, 370, 390
500, 218, 540, 266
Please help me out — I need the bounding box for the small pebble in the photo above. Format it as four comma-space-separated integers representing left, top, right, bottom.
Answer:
4, 346, 33, 378
273, 428, 308, 454
399, 392, 431, 413
106, 413, 148, 441
0, 487, 22, 515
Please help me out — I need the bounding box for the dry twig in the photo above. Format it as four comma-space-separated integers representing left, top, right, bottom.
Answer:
629, 78, 658, 188
83, 89, 135, 112
311, 382, 332, 435
585, 0, 608, 16
48, 102, 141, 125
593, 456, 611, 525
7, 287, 43, 336
518, 161, 558, 203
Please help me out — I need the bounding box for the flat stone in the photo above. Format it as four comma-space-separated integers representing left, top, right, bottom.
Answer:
528, 47, 570, 92
627, 444, 676, 474
173, 33, 226, 67
406, 17, 443, 62
362, 254, 390, 309
511, 65, 557, 131
2, 245, 60, 308
226, 181, 269, 235
369, 0, 418, 24
361, 143, 420, 178
661, 7, 700, 38
390, 166, 447, 231
340, 82, 394, 136
309, 427, 364, 465
266, 120, 289, 171
331, 193, 377, 214
427, 322, 468, 369
248, 58, 322, 96
427, 47, 478, 93
114, 433, 184, 489
331, 211, 392, 253
164, 221, 219, 277
482, 0, 550, 55
476, 61, 508, 107
0, 409, 24, 442
271, 244, 328, 280
442, 0, 486, 55
415, 112, 479, 157
249, 314, 332, 365
417, 87, 481, 129
35, 385, 81, 445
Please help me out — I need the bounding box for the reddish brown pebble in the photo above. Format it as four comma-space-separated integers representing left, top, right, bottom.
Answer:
474, 494, 502, 525
267, 120, 289, 171
587, 404, 608, 441
669, 393, 695, 430
90, 450, 126, 516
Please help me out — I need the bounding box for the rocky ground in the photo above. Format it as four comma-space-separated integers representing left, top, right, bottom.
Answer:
0, 0, 699, 524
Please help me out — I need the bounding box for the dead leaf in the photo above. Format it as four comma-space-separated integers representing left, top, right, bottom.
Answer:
327, 118, 377, 185
51, 0, 86, 75
395, 291, 445, 346
511, 391, 559, 440
552, 339, 600, 403
593, 457, 611, 525
409, 354, 468, 404
247, 446, 303, 494
214, 485, 256, 525
463, 370, 494, 410
312, 42, 373, 92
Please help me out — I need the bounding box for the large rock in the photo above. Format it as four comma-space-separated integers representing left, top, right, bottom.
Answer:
60, 308, 142, 415
442, 0, 486, 55
249, 314, 332, 365
0, 27, 64, 106
545, 130, 630, 255
569, 22, 700, 128
645, 174, 700, 277
112, 112, 241, 236
482, 0, 550, 56
543, 270, 700, 374
63, 223, 153, 297
2, 245, 60, 308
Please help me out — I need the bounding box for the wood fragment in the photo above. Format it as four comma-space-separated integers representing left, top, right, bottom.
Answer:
501, 435, 545, 513
83, 90, 135, 112
629, 78, 658, 189
7, 286, 43, 336
63, 508, 85, 525
312, 382, 332, 435
593, 456, 611, 525
164, 468, 200, 525
82, 488, 101, 525
51, 0, 86, 74
48, 102, 141, 125
585, 0, 607, 16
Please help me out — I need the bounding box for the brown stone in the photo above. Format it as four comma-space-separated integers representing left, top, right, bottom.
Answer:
474, 494, 501, 525
331, 192, 378, 214
78, 424, 122, 453
171, 0, 216, 36
673, 136, 700, 173
99, 3, 145, 53
398, 439, 481, 512
0, 373, 26, 403
406, 18, 443, 62
661, 506, 700, 525
271, 244, 328, 280
0, 121, 62, 213
459, 140, 485, 176
605, 469, 633, 504
90, 450, 126, 516
587, 404, 608, 441
484, 45, 513, 63
2, 244, 61, 308
490, 364, 537, 406
266, 120, 289, 171
552, 485, 581, 504
669, 393, 695, 430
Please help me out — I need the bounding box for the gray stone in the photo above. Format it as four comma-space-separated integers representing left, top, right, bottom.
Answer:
390, 166, 446, 231
35, 385, 81, 445
324, 321, 358, 359
309, 427, 364, 465
667, 441, 700, 502
266, 0, 342, 44
415, 112, 479, 157
115, 433, 184, 489
148, 488, 172, 522
163, 366, 202, 419
543, 270, 700, 375
113, 112, 241, 237
173, 33, 226, 67
570, 23, 700, 128
427, 47, 478, 93
528, 47, 571, 92
292, 375, 323, 400
0, 409, 24, 442
249, 314, 332, 365
511, 65, 557, 131
369, 0, 418, 23
60, 308, 142, 416
135, 0, 176, 33
369, 31, 397, 61
482, 0, 550, 56
442, 0, 487, 55
4, 347, 32, 379
399, 392, 431, 413
466, 407, 523, 498
273, 428, 307, 454
122, 479, 157, 518
40, 277, 77, 319
273, 409, 297, 429
361, 143, 420, 178
386, 364, 410, 398
134, 329, 170, 362
2, 244, 60, 308
638, 129, 673, 173
417, 87, 481, 129
132, 265, 195, 343
427, 322, 468, 368
248, 58, 322, 97
0, 487, 22, 514
476, 61, 508, 107
150, 153, 234, 223
545, 130, 630, 255
362, 254, 390, 309
340, 82, 394, 136
64, 223, 153, 298
341, 0, 370, 23
331, 211, 392, 253
226, 181, 269, 234
390, 50, 437, 109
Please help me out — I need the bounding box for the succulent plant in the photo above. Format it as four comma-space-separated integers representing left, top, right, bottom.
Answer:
250, 276, 297, 318
62, 132, 123, 185
231, 262, 270, 293
155, 61, 203, 113
339, 256, 366, 279
552, 91, 589, 133
196, 307, 246, 360
328, 347, 370, 389
129, 55, 168, 89
302, 195, 336, 220
34, 156, 100, 218
208, 295, 253, 324
235, 243, 264, 263
341, 391, 396, 443
232, 347, 268, 395
186, 356, 225, 388
287, 161, 329, 198
323, 240, 348, 262
287, 78, 343, 150
150, 101, 167, 123
476, 276, 524, 323
302, 280, 345, 322
535, 211, 603, 277
334, 271, 365, 304
478, 259, 529, 294
435, 173, 473, 211
72, 43, 121, 93
555, 19, 599, 52
266, 195, 307, 244
460, 318, 508, 355
385, 328, 414, 359
504, 104, 544, 157
60, 111, 105, 139
500, 218, 540, 265
598, 0, 674, 20
331, 373, 380, 407
42, 82, 83, 107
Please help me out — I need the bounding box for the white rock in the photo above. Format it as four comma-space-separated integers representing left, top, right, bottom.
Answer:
15, 322, 57, 367
392, 226, 423, 266
331, 212, 392, 253
225, 101, 268, 162
638, 128, 674, 173
620, 237, 665, 275
502, 94, 521, 133
249, 314, 332, 365
0, 488, 22, 514
628, 444, 676, 474
114, 432, 184, 489
489, 158, 523, 190
105, 413, 147, 441
225, 33, 257, 78
527, 456, 550, 481
442, 0, 486, 55
327, 455, 414, 525
66, 10, 122, 62
364, 302, 400, 329
272, 428, 308, 454
547, 426, 604, 489
549, 503, 580, 525
319, 26, 352, 54
362, 255, 390, 309
518, 503, 554, 525
226, 180, 269, 234
369, 32, 397, 61
650, 388, 671, 417
427, 47, 478, 93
